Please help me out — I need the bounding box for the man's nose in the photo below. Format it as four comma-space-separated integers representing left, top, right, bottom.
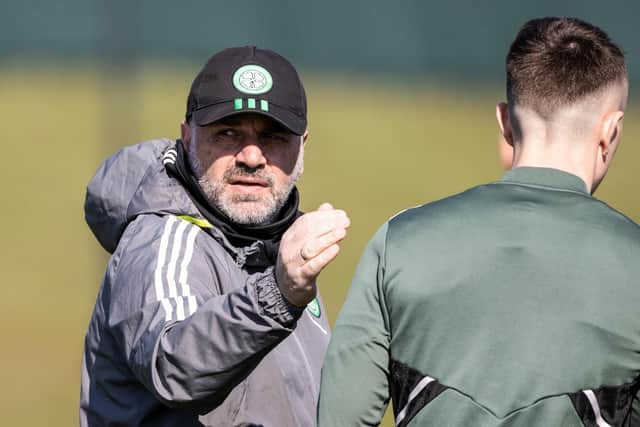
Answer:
236, 141, 266, 169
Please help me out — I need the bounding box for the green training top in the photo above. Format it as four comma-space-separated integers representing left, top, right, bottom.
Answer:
318, 167, 640, 427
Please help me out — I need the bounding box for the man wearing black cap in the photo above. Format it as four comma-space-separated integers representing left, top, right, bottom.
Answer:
80, 46, 349, 426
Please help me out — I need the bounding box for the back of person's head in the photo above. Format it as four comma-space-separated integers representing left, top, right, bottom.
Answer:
506, 17, 626, 118
498, 17, 628, 192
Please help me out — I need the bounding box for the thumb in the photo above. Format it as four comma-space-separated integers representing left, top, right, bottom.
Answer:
318, 202, 334, 211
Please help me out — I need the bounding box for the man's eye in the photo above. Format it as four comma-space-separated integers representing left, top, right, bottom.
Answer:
219, 129, 238, 137
261, 133, 288, 143
213, 129, 240, 143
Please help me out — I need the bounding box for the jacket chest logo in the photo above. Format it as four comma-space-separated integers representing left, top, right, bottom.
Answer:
307, 298, 321, 318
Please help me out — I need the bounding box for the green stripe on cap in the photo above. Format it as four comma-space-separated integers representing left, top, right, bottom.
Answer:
233, 98, 243, 110
247, 98, 256, 109
260, 100, 269, 112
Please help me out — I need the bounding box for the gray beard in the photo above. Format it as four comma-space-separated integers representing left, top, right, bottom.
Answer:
188, 143, 303, 226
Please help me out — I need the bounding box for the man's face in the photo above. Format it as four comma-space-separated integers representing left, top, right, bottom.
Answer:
182, 113, 304, 225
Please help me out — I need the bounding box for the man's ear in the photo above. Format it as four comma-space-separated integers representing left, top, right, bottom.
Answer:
599, 110, 624, 161
180, 121, 192, 149
302, 130, 309, 145
496, 102, 514, 147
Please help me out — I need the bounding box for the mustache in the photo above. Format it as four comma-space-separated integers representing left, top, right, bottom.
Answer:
223, 165, 274, 186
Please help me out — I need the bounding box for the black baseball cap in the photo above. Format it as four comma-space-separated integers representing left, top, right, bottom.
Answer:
186, 46, 307, 135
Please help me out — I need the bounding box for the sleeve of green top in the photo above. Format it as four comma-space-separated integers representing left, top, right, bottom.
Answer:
317, 222, 391, 426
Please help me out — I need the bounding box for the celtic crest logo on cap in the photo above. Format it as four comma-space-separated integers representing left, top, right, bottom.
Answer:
232, 65, 273, 94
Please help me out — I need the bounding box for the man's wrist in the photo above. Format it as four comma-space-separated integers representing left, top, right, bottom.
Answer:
254, 268, 304, 326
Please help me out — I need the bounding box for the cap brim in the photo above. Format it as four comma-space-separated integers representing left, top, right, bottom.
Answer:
193, 101, 306, 135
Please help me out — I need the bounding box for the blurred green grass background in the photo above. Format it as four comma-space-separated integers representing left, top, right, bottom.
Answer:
1, 64, 638, 426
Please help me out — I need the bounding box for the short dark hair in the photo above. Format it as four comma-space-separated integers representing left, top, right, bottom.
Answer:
506, 17, 627, 117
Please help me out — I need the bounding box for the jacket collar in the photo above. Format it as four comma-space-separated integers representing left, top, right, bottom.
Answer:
500, 167, 590, 195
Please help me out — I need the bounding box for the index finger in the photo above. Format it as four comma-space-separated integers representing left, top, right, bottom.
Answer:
318, 202, 334, 211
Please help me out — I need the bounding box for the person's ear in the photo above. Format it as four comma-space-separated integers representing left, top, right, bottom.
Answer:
496, 102, 514, 147
181, 121, 192, 149
302, 130, 309, 145
598, 110, 624, 163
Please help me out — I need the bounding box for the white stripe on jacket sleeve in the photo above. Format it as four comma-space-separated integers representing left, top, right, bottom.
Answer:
153, 216, 203, 322
179, 224, 201, 317
166, 220, 189, 320
154, 216, 177, 321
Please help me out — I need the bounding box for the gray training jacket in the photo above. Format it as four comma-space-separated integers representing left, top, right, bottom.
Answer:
80, 139, 331, 427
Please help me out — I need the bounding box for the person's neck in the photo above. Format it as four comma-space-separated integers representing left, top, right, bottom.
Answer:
512, 139, 595, 191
